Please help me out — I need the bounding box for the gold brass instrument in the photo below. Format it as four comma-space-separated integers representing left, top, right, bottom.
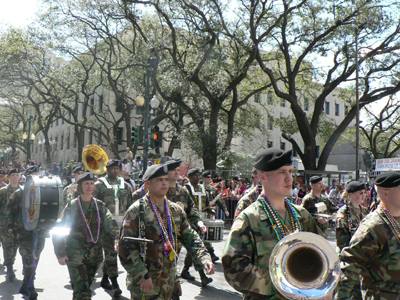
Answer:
82, 145, 109, 175
269, 232, 340, 300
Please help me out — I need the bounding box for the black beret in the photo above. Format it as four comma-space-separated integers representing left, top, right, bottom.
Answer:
106, 159, 122, 168
253, 148, 292, 172
187, 168, 201, 177
164, 159, 181, 171
8, 168, 19, 175
25, 165, 39, 176
143, 164, 168, 181
77, 172, 95, 184
0, 169, 5, 175
310, 175, 323, 184
202, 170, 212, 177
346, 181, 366, 193
73, 164, 85, 174
375, 171, 400, 188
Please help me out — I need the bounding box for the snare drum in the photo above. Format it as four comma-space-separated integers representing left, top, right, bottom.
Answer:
22, 175, 64, 231
203, 219, 224, 242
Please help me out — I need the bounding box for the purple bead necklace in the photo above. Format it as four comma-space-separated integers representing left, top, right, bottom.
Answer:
77, 195, 100, 243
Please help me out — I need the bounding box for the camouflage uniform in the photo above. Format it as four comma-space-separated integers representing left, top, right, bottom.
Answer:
336, 202, 369, 253
93, 176, 133, 278
0, 184, 20, 266
222, 197, 321, 300
234, 186, 260, 219
52, 198, 118, 300
63, 182, 78, 205
185, 183, 218, 266
336, 204, 400, 300
119, 195, 212, 300
301, 192, 335, 234
5, 188, 47, 287
204, 184, 228, 216
131, 185, 147, 205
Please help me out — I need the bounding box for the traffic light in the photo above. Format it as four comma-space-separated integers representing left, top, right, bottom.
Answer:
131, 126, 140, 143
151, 125, 162, 148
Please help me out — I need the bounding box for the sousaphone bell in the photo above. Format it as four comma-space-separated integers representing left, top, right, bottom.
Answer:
82, 145, 109, 175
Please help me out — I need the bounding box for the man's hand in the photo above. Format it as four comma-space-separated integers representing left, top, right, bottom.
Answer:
114, 240, 119, 252
140, 278, 154, 292
317, 217, 328, 224
209, 201, 215, 206
204, 262, 215, 275
225, 211, 230, 217
58, 256, 69, 265
200, 225, 207, 234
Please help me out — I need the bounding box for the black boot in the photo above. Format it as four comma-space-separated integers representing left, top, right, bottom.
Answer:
20, 282, 29, 296
6, 264, 15, 282
180, 267, 195, 281
100, 274, 112, 290
199, 270, 212, 287
28, 286, 38, 300
110, 276, 122, 297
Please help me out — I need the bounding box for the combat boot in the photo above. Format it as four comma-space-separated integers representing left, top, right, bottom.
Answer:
28, 286, 38, 300
199, 270, 212, 287
19, 282, 29, 296
180, 267, 195, 281
6, 264, 15, 282
100, 274, 112, 290
110, 276, 122, 297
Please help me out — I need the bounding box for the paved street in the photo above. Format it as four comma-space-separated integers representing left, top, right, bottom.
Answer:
0, 227, 337, 300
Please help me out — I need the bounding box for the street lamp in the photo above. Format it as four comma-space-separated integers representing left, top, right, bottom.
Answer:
136, 58, 158, 173
22, 115, 35, 165
355, 22, 367, 180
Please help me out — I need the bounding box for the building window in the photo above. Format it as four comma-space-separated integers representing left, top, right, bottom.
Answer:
54, 137, 58, 151
66, 135, 70, 149
61, 135, 64, 150
345, 105, 349, 115
267, 91, 273, 104
268, 116, 273, 130
98, 95, 104, 112
325, 101, 330, 115
316, 145, 320, 158
280, 99, 286, 107
280, 142, 286, 150
267, 141, 273, 148
90, 97, 95, 116
174, 140, 181, 149
254, 93, 260, 103
72, 133, 76, 148
304, 97, 309, 111
335, 103, 339, 116
89, 130, 93, 145
116, 100, 122, 113
116, 127, 123, 145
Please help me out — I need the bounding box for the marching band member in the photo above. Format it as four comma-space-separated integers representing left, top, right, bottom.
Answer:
119, 164, 214, 300
52, 172, 118, 300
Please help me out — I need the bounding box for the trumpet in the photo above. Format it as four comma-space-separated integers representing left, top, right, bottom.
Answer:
269, 231, 340, 300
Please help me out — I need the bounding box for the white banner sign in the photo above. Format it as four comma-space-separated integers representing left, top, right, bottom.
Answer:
375, 158, 400, 171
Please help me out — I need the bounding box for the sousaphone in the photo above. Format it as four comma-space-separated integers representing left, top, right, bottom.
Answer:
82, 145, 109, 175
